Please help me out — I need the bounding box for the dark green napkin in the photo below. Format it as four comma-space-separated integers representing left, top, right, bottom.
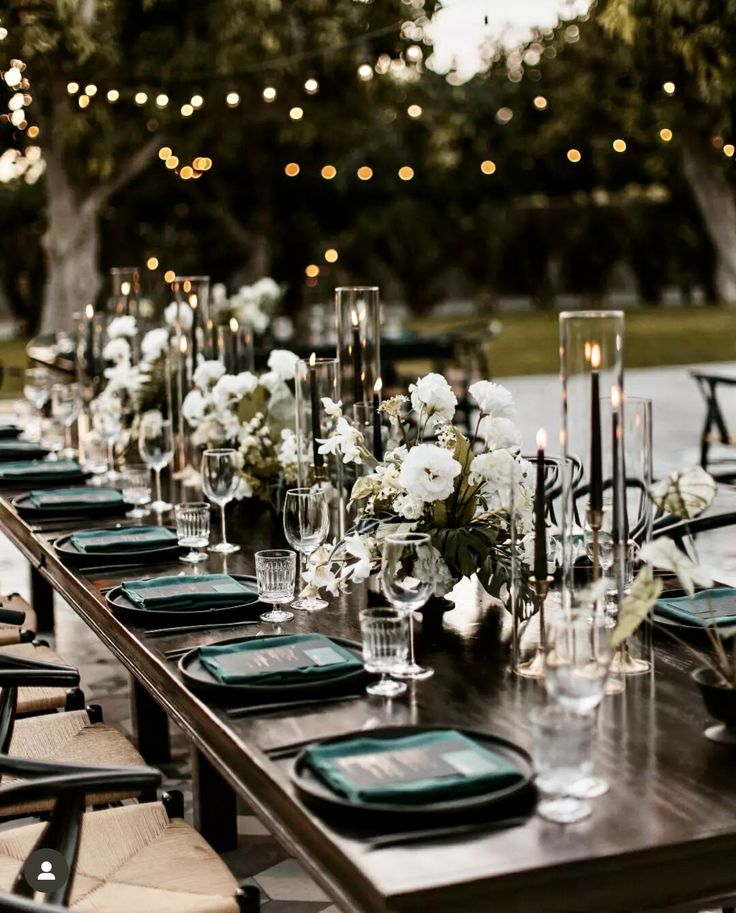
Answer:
0, 460, 81, 480
199, 633, 361, 685
304, 730, 523, 805
656, 588, 736, 628
0, 440, 47, 458
122, 573, 256, 611
29, 487, 124, 509
0, 425, 21, 439
71, 525, 177, 554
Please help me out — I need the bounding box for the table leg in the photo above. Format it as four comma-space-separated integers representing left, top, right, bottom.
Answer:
130, 676, 171, 763
30, 567, 54, 634
192, 747, 238, 852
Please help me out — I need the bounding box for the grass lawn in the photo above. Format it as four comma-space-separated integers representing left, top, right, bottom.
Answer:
416, 307, 736, 377
0, 337, 30, 397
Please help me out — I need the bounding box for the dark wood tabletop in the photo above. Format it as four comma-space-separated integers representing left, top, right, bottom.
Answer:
1, 491, 735, 913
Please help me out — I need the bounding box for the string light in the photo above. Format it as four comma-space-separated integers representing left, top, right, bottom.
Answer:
480, 160, 496, 174
27, 125, 39, 138
324, 248, 338, 263
407, 104, 422, 119
66, 82, 79, 95
262, 86, 277, 102
78, 95, 90, 109
406, 45, 422, 62
724, 144, 735, 158
165, 155, 179, 169
180, 103, 193, 117
191, 94, 204, 108
146, 257, 159, 270
164, 270, 175, 283
321, 164, 337, 180
613, 138, 627, 152
3, 67, 22, 87
226, 91, 240, 107
567, 148, 582, 162
357, 165, 373, 180
659, 127, 673, 142
289, 106, 303, 121
106, 89, 119, 102
398, 165, 414, 180
284, 162, 300, 176
533, 96, 548, 110
134, 91, 147, 105
158, 146, 172, 160
155, 93, 169, 108
663, 81, 676, 96
304, 77, 319, 95
180, 165, 193, 179
85, 84, 97, 97
357, 63, 373, 81
305, 264, 320, 278
496, 107, 514, 124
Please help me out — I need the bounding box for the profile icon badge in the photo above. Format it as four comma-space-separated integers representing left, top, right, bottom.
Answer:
22, 849, 69, 893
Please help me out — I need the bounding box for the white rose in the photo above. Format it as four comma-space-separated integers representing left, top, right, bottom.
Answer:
479, 416, 522, 451
267, 349, 299, 381
469, 449, 517, 488
102, 337, 131, 364
398, 443, 462, 503
194, 359, 226, 390
140, 327, 169, 362
211, 283, 228, 305
164, 301, 193, 330
211, 372, 258, 411
409, 373, 457, 422
106, 315, 137, 339
237, 299, 269, 334
182, 389, 205, 425
394, 493, 425, 520
468, 380, 516, 419
252, 277, 280, 302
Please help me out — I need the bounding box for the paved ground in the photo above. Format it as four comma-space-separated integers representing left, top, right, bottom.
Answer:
1, 363, 735, 910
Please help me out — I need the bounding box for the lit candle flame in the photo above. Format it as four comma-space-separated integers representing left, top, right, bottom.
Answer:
350, 308, 359, 328
309, 352, 316, 368
120, 281, 131, 296
374, 377, 383, 394
610, 385, 621, 408
584, 340, 591, 362
179, 335, 188, 354
590, 342, 602, 370
536, 427, 547, 449
189, 294, 198, 309
229, 317, 239, 333
85, 303, 94, 319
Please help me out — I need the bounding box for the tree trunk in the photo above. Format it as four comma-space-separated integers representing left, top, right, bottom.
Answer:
40, 149, 102, 334
681, 134, 736, 304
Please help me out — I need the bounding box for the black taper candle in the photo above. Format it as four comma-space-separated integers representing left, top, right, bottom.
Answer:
534, 428, 548, 581
589, 342, 603, 514
309, 353, 324, 469
373, 378, 383, 461
351, 309, 362, 405
610, 385, 629, 544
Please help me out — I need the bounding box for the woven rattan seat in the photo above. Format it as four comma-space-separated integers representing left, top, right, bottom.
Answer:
0, 598, 35, 647
1, 643, 69, 714
0, 801, 239, 912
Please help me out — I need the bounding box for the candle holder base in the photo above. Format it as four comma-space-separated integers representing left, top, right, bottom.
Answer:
514, 648, 546, 680
611, 650, 651, 676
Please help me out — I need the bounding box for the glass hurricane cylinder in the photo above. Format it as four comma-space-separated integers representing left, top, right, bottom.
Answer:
109, 267, 141, 316
216, 321, 254, 374
75, 308, 107, 406
172, 276, 210, 372
295, 356, 345, 538
559, 311, 626, 620
335, 286, 381, 409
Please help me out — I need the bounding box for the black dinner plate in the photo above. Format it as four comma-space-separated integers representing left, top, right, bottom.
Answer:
12, 491, 128, 520
290, 725, 536, 827
0, 445, 49, 462
0, 425, 22, 440
179, 633, 370, 700
53, 526, 182, 566
107, 573, 260, 626
0, 470, 88, 489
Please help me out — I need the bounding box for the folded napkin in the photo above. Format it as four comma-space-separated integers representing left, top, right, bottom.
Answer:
29, 487, 124, 509
0, 440, 44, 457
71, 526, 177, 554
199, 633, 362, 685
0, 460, 81, 480
655, 588, 736, 628
304, 730, 524, 805
0, 425, 21, 439
121, 573, 255, 612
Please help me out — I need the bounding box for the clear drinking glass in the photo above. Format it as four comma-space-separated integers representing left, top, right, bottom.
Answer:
23, 367, 51, 442
380, 531, 434, 681
138, 411, 174, 513
82, 430, 109, 484
359, 607, 409, 698
90, 397, 125, 482
122, 464, 152, 519
531, 705, 594, 824
51, 382, 80, 457
175, 502, 211, 564
40, 417, 66, 460
255, 549, 296, 624
283, 487, 330, 611
201, 448, 241, 554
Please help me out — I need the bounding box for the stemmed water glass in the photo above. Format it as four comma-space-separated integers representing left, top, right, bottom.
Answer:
40, 417, 66, 460
175, 502, 211, 564
359, 607, 408, 698
283, 487, 330, 611
90, 398, 125, 481
531, 705, 595, 824
138, 411, 174, 513
51, 382, 80, 458
122, 465, 152, 519
255, 549, 295, 624
380, 531, 434, 681
23, 367, 51, 442
201, 448, 240, 554
544, 612, 614, 799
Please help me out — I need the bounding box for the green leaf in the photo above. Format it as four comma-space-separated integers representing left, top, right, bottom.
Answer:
349, 475, 378, 504
611, 565, 663, 648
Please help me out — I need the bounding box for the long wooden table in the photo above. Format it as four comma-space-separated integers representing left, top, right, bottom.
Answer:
1, 493, 736, 913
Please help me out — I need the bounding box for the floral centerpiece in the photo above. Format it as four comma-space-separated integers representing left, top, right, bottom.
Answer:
301, 373, 535, 609
211, 277, 282, 334
182, 349, 301, 502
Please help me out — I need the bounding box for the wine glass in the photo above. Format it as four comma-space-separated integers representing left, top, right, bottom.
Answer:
122, 464, 152, 519
138, 411, 174, 513
531, 705, 594, 824
175, 502, 211, 564
23, 367, 51, 442
82, 430, 109, 485
40, 417, 66, 460
201, 448, 240, 554
51, 382, 80, 458
545, 612, 614, 799
283, 487, 330, 611
380, 531, 434, 681
360, 607, 408, 698
255, 549, 295, 624
90, 398, 125, 482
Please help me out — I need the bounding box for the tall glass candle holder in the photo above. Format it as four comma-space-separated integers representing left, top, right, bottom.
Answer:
335, 286, 381, 408
109, 267, 141, 316
172, 276, 210, 373
75, 306, 107, 406
295, 355, 345, 538
559, 311, 626, 620
216, 319, 254, 374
